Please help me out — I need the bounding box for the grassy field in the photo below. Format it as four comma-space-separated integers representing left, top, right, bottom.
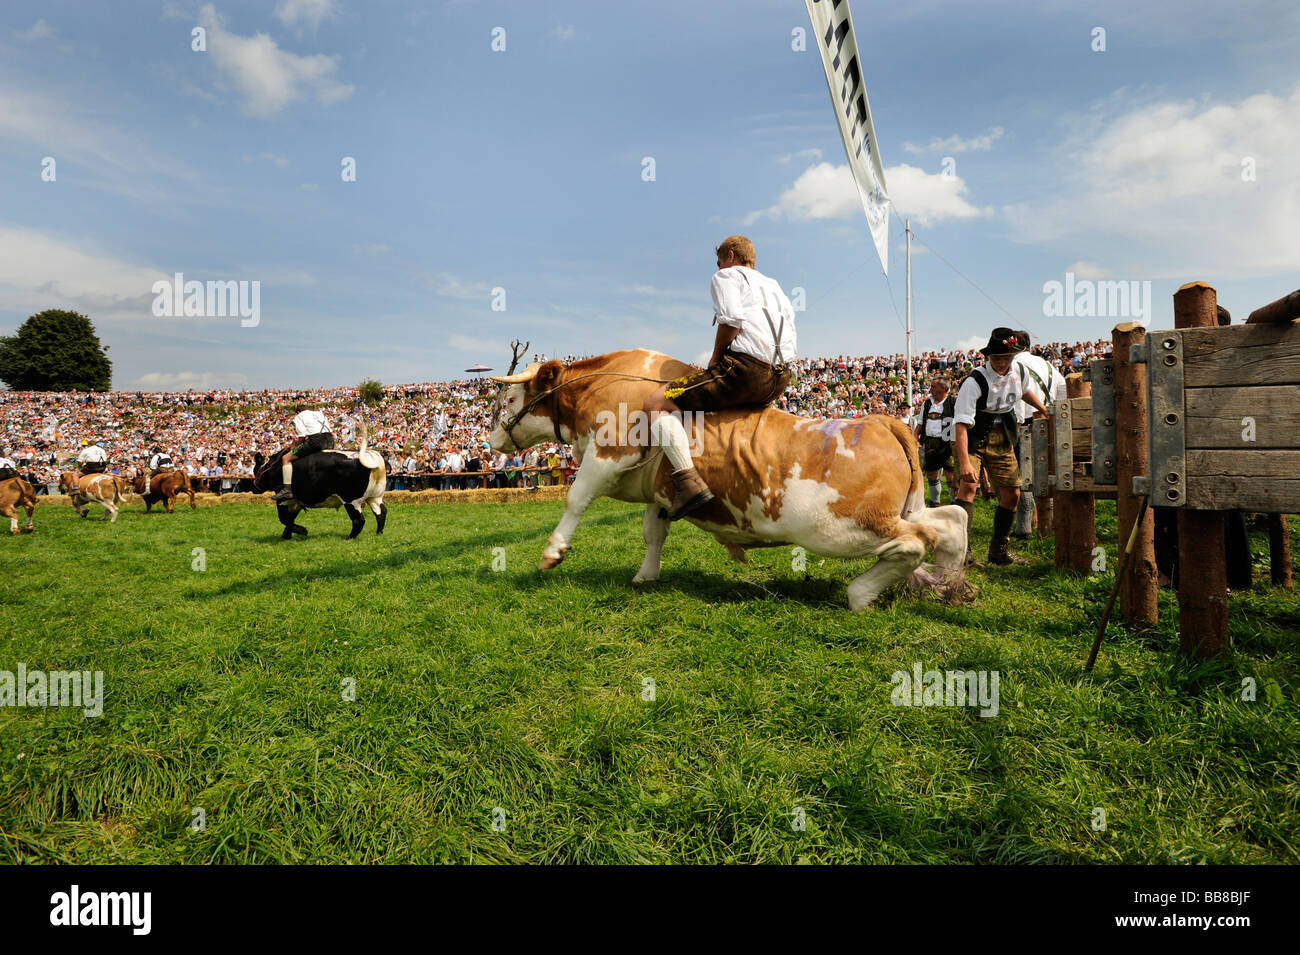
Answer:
1, 494, 1297, 864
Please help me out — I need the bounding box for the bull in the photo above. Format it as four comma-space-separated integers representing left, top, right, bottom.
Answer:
251, 430, 387, 540
129, 469, 196, 513
489, 350, 968, 611
0, 476, 36, 535
59, 471, 130, 523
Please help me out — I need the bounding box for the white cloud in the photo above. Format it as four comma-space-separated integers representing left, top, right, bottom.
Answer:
422, 272, 489, 300
776, 148, 823, 165
275, 0, 338, 30
0, 87, 201, 201
300, 183, 319, 191
0, 226, 166, 322
551, 24, 575, 41
134, 371, 250, 390
15, 20, 55, 43
903, 126, 1004, 155
352, 243, 391, 256
745, 161, 984, 228
448, 333, 502, 354
1011, 84, 1300, 279
199, 3, 353, 117
1065, 261, 1110, 280
243, 152, 290, 167
955, 336, 984, 351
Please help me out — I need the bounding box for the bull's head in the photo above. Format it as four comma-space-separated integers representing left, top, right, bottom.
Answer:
488, 359, 564, 452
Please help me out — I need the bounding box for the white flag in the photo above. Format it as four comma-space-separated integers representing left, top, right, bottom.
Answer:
805, 0, 891, 274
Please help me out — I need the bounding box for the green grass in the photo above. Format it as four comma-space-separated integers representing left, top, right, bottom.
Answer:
1, 496, 1297, 863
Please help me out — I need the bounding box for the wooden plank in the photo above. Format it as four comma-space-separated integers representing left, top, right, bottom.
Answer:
1183, 450, 1300, 511
1072, 426, 1092, 460
1185, 385, 1300, 449
1174, 322, 1300, 387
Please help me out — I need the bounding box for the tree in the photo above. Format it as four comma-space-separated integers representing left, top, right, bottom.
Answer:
358, 378, 384, 407
0, 309, 112, 392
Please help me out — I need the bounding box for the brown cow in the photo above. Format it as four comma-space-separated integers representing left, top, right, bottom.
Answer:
489, 350, 968, 611
0, 477, 36, 534
129, 469, 196, 513
60, 471, 130, 523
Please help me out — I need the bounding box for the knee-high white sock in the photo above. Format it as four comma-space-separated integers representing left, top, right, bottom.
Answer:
281, 463, 293, 488
651, 414, 693, 472
1016, 489, 1034, 535
928, 479, 941, 505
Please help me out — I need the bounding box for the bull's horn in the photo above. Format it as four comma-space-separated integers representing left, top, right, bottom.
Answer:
489, 362, 542, 385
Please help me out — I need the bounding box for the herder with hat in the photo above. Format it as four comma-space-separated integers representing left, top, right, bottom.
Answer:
952, 327, 1049, 565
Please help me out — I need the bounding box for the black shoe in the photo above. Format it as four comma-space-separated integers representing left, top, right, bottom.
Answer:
273, 487, 295, 503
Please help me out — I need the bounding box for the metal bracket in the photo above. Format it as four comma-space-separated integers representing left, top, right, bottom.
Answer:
1133, 476, 1150, 497
1145, 332, 1186, 507
1089, 359, 1117, 485
1129, 342, 1148, 364
1053, 399, 1074, 492
1031, 418, 1051, 495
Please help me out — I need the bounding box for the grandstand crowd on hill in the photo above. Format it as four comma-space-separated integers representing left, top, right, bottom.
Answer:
0, 338, 1111, 494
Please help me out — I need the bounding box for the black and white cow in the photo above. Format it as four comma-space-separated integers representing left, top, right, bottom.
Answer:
253, 444, 387, 540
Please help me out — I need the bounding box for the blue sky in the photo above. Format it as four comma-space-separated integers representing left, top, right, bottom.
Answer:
2, 0, 1298, 390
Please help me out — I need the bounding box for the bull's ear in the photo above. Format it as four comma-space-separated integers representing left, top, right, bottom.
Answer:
534, 360, 563, 391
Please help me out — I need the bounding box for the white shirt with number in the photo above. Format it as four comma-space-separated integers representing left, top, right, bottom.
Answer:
710, 266, 798, 366
292, 410, 330, 437
953, 364, 1027, 427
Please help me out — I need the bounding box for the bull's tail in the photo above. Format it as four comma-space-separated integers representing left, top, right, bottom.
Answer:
884, 414, 925, 519
356, 419, 383, 471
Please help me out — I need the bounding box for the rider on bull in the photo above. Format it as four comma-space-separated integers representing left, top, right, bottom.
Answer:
643, 234, 797, 520
274, 404, 334, 503
76, 441, 108, 475
146, 446, 173, 495
0, 449, 17, 481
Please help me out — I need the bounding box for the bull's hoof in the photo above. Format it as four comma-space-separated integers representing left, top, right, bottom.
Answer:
631, 572, 659, 584
293, 525, 308, 536
539, 552, 566, 570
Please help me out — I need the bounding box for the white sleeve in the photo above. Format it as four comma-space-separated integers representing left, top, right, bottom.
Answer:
711, 271, 747, 328
953, 378, 980, 426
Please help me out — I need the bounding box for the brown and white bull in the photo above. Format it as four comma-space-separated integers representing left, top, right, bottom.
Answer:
0, 477, 36, 534
489, 350, 968, 610
60, 471, 130, 523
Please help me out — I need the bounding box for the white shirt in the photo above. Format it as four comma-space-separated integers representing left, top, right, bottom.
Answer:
150, 452, 171, 469
0, 456, 15, 470
292, 410, 330, 437
710, 266, 798, 365
445, 452, 463, 472
954, 364, 1027, 426
921, 396, 955, 441
1013, 352, 1066, 421
78, 445, 107, 463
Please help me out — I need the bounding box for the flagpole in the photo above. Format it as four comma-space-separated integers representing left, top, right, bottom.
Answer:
905, 218, 913, 416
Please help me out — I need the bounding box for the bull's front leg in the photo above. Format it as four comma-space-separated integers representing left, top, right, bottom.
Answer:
539, 455, 617, 569
632, 503, 671, 583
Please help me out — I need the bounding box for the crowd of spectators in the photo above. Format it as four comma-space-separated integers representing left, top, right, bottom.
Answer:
0, 339, 1111, 494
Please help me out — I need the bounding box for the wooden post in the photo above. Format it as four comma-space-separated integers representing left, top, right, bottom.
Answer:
1173, 282, 1229, 657
1268, 514, 1293, 589
1112, 321, 1159, 629
1245, 288, 1300, 325
1054, 374, 1094, 571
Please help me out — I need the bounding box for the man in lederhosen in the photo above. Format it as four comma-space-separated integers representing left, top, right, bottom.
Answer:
146, 446, 174, 495
642, 235, 797, 520
76, 442, 109, 475
953, 328, 1048, 565
274, 404, 334, 503
912, 378, 957, 507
